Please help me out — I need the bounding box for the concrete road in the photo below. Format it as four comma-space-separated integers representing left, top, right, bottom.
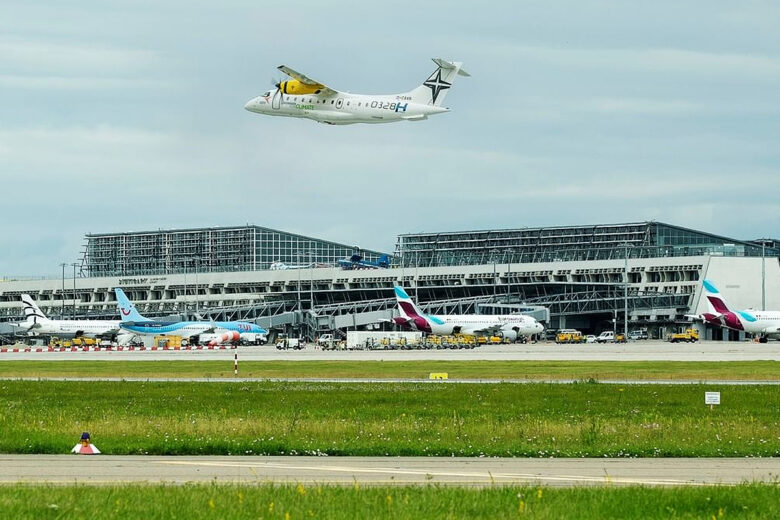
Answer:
2, 341, 779, 361
1, 455, 777, 487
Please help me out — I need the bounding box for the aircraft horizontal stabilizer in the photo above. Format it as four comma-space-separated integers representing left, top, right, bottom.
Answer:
432, 58, 470, 77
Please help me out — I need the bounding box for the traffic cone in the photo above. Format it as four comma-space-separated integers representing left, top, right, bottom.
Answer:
71, 431, 101, 455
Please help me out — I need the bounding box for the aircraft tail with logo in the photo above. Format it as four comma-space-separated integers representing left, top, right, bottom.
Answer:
405, 58, 470, 107
393, 285, 432, 332
114, 288, 150, 323
20, 294, 50, 330
703, 279, 732, 314
701, 279, 747, 331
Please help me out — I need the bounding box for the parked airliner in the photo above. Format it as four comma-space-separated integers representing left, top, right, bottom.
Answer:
244, 58, 469, 125
17, 294, 129, 341
694, 279, 780, 342
115, 288, 267, 342
392, 286, 544, 340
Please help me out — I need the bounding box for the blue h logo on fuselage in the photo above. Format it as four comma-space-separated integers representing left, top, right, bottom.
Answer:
395, 103, 408, 113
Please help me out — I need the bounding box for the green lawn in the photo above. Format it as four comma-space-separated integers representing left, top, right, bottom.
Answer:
0, 483, 777, 519
1, 380, 777, 457
0, 360, 778, 380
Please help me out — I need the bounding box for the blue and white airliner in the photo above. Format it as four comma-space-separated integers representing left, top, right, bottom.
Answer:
115, 288, 267, 343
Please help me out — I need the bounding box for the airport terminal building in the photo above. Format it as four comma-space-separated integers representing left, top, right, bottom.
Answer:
1, 222, 777, 341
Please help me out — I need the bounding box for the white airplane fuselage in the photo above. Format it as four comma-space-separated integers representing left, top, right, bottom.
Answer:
21, 319, 122, 338
245, 92, 448, 125
424, 315, 544, 339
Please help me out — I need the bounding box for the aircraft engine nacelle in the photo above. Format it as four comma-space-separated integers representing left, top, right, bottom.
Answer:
501, 329, 519, 341
277, 80, 323, 95
208, 331, 240, 346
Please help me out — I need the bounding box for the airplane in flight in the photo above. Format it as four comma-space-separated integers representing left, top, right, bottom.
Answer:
114, 288, 267, 343
16, 294, 130, 341
337, 254, 391, 270
391, 286, 544, 341
244, 58, 469, 125
690, 279, 780, 343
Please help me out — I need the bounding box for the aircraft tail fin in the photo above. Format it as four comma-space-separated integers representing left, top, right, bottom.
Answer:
405, 58, 469, 107
114, 288, 149, 322
394, 285, 424, 319
21, 294, 48, 323
702, 279, 731, 314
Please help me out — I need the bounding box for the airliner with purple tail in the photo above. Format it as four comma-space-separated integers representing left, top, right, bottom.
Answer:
690, 279, 780, 343
392, 286, 543, 341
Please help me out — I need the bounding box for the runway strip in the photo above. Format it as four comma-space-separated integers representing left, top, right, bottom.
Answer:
2, 341, 779, 361
1, 456, 777, 487
2, 376, 778, 385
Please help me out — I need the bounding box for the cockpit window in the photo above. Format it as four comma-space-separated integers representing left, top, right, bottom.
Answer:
263, 91, 271, 97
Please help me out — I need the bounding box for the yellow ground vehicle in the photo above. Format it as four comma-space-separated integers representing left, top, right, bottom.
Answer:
555, 329, 585, 344
72, 337, 96, 346
154, 335, 183, 349
666, 328, 699, 343
614, 333, 627, 343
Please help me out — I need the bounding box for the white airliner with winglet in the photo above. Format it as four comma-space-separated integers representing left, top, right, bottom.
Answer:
17, 294, 129, 341
392, 286, 544, 341
244, 58, 469, 125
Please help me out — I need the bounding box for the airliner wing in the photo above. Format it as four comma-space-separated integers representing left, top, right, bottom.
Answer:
467, 324, 503, 336
277, 65, 338, 95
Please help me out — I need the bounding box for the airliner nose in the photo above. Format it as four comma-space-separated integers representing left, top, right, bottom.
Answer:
244, 99, 255, 111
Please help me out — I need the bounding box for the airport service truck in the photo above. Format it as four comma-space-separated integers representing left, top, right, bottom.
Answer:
346, 331, 423, 350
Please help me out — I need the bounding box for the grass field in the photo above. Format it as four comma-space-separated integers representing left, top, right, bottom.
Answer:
0, 360, 778, 380
0, 483, 777, 519
1, 380, 777, 456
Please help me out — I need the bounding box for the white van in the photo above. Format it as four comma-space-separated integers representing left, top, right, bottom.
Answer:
596, 331, 614, 343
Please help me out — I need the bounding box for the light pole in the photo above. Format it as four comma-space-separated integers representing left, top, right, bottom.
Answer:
60, 263, 67, 318
71, 262, 79, 318
414, 250, 419, 301
183, 261, 188, 316
309, 250, 314, 311
195, 257, 200, 316
507, 251, 511, 298
490, 249, 499, 298
762, 241, 766, 311
297, 254, 302, 312
623, 244, 629, 339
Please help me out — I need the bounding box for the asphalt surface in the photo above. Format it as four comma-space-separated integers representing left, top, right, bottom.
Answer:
2, 341, 779, 361
1, 456, 777, 487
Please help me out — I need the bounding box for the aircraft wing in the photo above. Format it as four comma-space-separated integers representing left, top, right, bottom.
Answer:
466, 324, 504, 336
277, 65, 338, 96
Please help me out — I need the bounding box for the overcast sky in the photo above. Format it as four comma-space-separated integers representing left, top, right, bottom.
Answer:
2, 1, 779, 276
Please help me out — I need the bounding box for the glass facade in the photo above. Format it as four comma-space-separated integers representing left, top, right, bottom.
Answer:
396, 222, 779, 267
84, 226, 390, 276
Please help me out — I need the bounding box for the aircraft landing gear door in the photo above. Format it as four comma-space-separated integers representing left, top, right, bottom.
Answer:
272, 90, 282, 110
335, 98, 344, 109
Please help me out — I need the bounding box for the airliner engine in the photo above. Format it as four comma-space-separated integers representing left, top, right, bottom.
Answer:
276, 80, 323, 95
206, 331, 240, 346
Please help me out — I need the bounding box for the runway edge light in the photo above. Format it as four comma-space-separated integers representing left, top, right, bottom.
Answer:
71, 431, 101, 455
